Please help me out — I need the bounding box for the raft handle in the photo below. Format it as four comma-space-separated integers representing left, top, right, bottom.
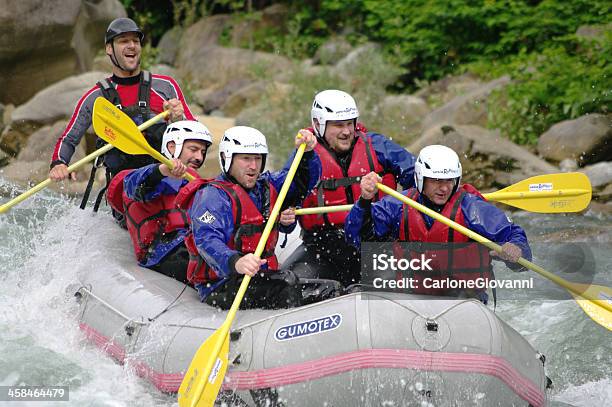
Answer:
425, 320, 438, 332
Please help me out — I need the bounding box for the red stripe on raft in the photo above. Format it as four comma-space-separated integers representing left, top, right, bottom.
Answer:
78, 323, 544, 407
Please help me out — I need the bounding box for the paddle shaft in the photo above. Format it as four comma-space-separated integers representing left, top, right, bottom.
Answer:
294, 188, 591, 216
376, 183, 612, 314
0, 110, 169, 214
189, 142, 308, 406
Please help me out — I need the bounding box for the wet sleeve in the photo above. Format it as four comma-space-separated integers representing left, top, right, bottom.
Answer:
51, 86, 100, 165
345, 194, 403, 249
370, 133, 416, 189
189, 186, 239, 278
462, 195, 533, 265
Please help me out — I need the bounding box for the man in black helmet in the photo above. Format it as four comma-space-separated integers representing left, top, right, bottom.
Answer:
49, 17, 195, 215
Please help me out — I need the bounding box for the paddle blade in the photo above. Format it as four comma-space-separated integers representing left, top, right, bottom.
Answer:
569, 285, 612, 331
485, 173, 592, 213
178, 328, 230, 407
92, 97, 156, 157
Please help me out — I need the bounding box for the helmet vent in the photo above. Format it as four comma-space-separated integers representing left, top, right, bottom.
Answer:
233, 139, 242, 145
424, 162, 431, 169
325, 106, 333, 113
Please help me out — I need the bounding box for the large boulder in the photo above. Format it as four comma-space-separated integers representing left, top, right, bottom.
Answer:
415, 73, 483, 106
537, 114, 611, 166
409, 124, 558, 189
580, 161, 612, 204
313, 37, 353, 65
377, 95, 431, 142
421, 76, 511, 131
0, 120, 95, 195
11, 71, 108, 129
0, 71, 106, 157
0, 0, 124, 105
229, 4, 289, 48
157, 26, 184, 66
193, 114, 235, 179
177, 45, 292, 92
194, 79, 252, 113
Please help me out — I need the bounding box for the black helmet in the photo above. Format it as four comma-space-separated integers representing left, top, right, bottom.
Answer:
105, 18, 144, 44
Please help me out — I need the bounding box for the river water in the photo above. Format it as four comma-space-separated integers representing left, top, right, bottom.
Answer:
0, 177, 610, 406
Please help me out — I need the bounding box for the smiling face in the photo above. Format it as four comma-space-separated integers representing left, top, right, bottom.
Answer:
320, 119, 356, 153
422, 178, 457, 206
106, 32, 141, 77
229, 153, 263, 189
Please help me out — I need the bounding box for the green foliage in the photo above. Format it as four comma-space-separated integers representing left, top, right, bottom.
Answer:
120, 0, 611, 145
486, 33, 611, 144
139, 43, 159, 70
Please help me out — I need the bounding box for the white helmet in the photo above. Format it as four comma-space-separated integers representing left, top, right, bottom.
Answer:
161, 120, 212, 159
218, 126, 268, 174
414, 145, 462, 193
311, 89, 359, 138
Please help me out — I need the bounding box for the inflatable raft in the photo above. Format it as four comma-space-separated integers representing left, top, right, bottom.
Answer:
75, 254, 549, 406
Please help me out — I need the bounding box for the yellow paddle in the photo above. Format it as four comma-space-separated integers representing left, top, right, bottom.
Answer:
0, 105, 169, 214
376, 182, 611, 331
91, 97, 194, 181
177, 141, 308, 407
294, 173, 592, 216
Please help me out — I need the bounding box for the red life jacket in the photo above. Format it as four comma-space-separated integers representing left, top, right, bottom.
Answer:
175, 178, 280, 285
396, 184, 492, 295
301, 131, 396, 231
106, 169, 196, 262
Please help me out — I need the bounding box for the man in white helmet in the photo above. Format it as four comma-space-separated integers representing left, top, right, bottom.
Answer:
175, 126, 320, 309
346, 145, 532, 304
283, 89, 417, 289
106, 120, 212, 284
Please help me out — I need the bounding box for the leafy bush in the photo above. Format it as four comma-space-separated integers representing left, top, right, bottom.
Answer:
484, 33, 611, 144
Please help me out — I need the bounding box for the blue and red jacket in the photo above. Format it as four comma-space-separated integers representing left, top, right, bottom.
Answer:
107, 164, 194, 267
177, 149, 321, 300
300, 125, 415, 232
346, 184, 532, 264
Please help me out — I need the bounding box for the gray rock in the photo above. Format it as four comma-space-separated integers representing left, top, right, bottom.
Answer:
229, 3, 289, 48
194, 79, 252, 113
0, 146, 9, 168
559, 158, 578, 172
16, 121, 68, 162
72, 0, 127, 72
422, 76, 511, 131
415, 73, 483, 106
177, 45, 292, 92
313, 37, 353, 65
92, 54, 114, 73
409, 124, 558, 189
157, 26, 184, 65
537, 114, 611, 165
0, 0, 124, 105
11, 71, 109, 127
335, 43, 381, 76
378, 95, 431, 140
576, 23, 612, 41
580, 161, 612, 189
149, 64, 177, 78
